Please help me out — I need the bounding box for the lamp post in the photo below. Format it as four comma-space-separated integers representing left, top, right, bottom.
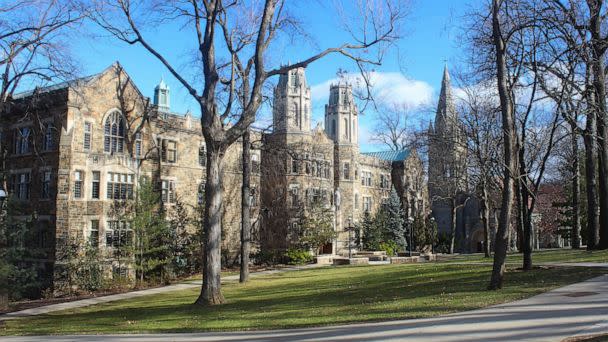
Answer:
430, 216, 435, 255
407, 217, 414, 257
347, 217, 353, 259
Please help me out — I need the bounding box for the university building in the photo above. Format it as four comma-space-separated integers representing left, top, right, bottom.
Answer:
1, 63, 426, 293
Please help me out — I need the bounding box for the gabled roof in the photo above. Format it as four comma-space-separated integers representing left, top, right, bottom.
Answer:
13, 73, 100, 99
362, 149, 411, 162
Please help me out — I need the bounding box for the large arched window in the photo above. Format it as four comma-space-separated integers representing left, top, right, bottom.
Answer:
104, 111, 126, 153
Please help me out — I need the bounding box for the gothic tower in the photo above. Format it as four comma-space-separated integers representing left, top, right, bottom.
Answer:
273, 67, 312, 134
325, 83, 359, 254
428, 65, 469, 249
154, 77, 170, 112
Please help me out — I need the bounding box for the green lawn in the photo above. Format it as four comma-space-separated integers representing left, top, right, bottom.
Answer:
1, 263, 605, 335
442, 248, 608, 264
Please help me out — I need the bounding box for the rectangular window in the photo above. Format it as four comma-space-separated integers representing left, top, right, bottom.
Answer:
159, 139, 177, 163
161, 180, 175, 203
41, 171, 52, 199
199, 145, 206, 167
290, 186, 299, 207
106, 172, 134, 200
42, 123, 54, 151
74, 170, 83, 198
105, 220, 132, 248
90, 220, 99, 247
14, 127, 31, 154
12, 172, 30, 200
84, 122, 92, 151
134, 132, 142, 158
291, 157, 298, 173
343, 163, 350, 180
91, 171, 100, 199
363, 197, 372, 212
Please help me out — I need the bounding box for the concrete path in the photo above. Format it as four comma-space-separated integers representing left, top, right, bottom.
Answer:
2, 272, 607, 341
0, 264, 323, 321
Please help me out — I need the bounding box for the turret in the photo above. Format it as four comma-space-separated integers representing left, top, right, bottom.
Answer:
324, 83, 358, 145
272, 67, 312, 133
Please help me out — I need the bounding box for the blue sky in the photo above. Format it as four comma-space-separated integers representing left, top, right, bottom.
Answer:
70, 0, 470, 152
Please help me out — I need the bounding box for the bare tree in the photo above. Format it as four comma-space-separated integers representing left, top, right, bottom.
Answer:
90, 0, 408, 305
371, 103, 414, 151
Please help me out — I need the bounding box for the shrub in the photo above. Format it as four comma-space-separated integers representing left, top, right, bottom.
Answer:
379, 240, 399, 256
284, 248, 313, 265
253, 249, 287, 266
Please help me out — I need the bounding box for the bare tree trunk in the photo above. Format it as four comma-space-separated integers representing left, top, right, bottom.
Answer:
588, 0, 608, 249
481, 184, 491, 258
450, 198, 457, 254
584, 104, 600, 249
196, 147, 226, 305
518, 146, 533, 271
489, 0, 517, 290
240, 130, 251, 283
571, 124, 582, 249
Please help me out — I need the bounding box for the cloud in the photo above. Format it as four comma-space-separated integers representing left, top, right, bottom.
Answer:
310, 72, 434, 110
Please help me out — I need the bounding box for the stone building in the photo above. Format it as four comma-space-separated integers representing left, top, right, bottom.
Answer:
1, 63, 426, 294
428, 66, 483, 253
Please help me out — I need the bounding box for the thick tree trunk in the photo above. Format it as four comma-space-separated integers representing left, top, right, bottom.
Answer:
481, 185, 491, 258
588, 0, 608, 249
584, 106, 600, 249
240, 131, 251, 283
195, 148, 226, 305
571, 125, 582, 249
449, 198, 457, 254
489, 0, 517, 290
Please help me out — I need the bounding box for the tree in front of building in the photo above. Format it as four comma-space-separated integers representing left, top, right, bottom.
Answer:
130, 178, 172, 285
382, 190, 406, 251
294, 200, 336, 256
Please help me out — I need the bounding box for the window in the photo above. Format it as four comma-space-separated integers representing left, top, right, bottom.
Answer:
252, 154, 260, 173
11, 172, 30, 200
161, 179, 175, 203
159, 139, 177, 163
311, 188, 321, 204
107, 172, 134, 200
380, 174, 390, 189
343, 118, 348, 138
343, 163, 350, 180
291, 103, 299, 127
363, 197, 372, 212
91, 171, 100, 199
361, 171, 372, 187
354, 193, 359, 209
84, 122, 92, 151
291, 156, 298, 173
290, 186, 299, 207
290, 71, 298, 87
14, 127, 31, 154
331, 119, 336, 136
105, 221, 132, 248
41, 171, 51, 199
341, 89, 348, 105
199, 145, 206, 167
73, 171, 83, 198
134, 132, 142, 158
104, 111, 125, 153
197, 183, 205, 205
90, 220, 99, 247
42, 123, 54, 151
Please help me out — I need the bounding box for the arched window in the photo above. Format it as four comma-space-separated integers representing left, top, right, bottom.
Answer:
291, 103, 299, 127
104, 111, 126, 153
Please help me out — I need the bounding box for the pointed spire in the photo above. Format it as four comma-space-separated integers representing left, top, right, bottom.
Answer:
435, 64, 456, 131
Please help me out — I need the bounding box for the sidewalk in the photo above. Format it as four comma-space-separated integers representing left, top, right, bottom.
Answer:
2, 273, 607, 341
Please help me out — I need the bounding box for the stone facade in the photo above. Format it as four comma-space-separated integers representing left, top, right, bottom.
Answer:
1, 63, 426, 294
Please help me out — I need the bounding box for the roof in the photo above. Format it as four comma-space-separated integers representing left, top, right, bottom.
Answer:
362, 149, 411, 162
12, 73, 100, 100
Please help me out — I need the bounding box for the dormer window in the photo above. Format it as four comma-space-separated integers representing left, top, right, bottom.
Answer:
104, 111, 126, 154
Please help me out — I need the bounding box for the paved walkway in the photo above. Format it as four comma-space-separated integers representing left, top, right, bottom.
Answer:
0, 263, 323, 321
2, 273, 607, 342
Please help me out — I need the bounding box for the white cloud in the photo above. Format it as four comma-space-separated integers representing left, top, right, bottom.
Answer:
310, 72, 434, 110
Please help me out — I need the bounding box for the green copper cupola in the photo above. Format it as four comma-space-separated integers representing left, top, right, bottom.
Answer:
154, 77, 170, 112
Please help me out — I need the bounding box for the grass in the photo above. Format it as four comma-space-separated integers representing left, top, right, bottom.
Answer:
443, 248, 608, 264
1, 262, 605, 336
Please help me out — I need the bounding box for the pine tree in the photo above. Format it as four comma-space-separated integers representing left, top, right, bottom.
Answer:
383, 190, 406, 251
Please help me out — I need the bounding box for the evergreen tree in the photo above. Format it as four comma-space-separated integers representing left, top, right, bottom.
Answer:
295, 200, 336, 254
383, 190, 406, 251
357, 211, 383, 250
130, 178, 172, 285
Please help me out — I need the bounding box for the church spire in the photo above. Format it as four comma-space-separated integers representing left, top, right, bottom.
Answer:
435, 64, 456, 132
154, 77, 170, 112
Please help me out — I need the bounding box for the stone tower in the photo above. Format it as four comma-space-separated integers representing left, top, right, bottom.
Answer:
325, 83, 359, 254
273, 67, 312, 133
154, 77, 170, 112
428, 65, 471, 251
